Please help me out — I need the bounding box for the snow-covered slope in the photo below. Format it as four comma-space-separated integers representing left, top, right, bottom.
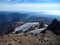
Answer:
28, 28, 46, 34
13, 22, 48, 35
13, 22, 39, 34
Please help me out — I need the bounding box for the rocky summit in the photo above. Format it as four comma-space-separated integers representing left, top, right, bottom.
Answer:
42, 19, 60, 35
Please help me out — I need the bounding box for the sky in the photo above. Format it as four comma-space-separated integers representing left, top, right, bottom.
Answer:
0, 0, 60, 15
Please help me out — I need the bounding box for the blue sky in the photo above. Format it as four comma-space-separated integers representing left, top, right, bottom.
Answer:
0, 0, 60, 15
0, 0, 60, 3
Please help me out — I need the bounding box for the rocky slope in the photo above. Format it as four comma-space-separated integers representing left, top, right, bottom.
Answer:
48, 19, 60, 35
0, 30, 60, 45
43, 19, 60, 35
0, 19, 60, 45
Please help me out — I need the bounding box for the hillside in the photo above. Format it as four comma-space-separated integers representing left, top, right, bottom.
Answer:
0, 12, 60, 45
0, 19, 60, 45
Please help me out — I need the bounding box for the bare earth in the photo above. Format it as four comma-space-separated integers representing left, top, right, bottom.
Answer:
0, 31, 60, 45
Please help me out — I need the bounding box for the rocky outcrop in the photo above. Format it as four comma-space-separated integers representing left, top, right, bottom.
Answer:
39, 22, 47, 28
42, 19, 60, 35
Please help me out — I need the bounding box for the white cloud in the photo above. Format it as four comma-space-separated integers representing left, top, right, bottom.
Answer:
43, 10, 60, 15
0, 3, 60, 15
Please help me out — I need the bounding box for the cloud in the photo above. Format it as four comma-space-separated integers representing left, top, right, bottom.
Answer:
0, 3, 60, 15
0, 0, 60, 3
43, 10, 60, 15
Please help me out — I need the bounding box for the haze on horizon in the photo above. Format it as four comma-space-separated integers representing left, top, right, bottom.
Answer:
0, 0, 60, 16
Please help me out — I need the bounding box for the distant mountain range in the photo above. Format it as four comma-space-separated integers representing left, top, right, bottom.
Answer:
0, 12, 60, 25
0, 12, 60, 34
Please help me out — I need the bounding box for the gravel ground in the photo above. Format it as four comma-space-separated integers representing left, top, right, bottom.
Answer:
0, 30, 60, 45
